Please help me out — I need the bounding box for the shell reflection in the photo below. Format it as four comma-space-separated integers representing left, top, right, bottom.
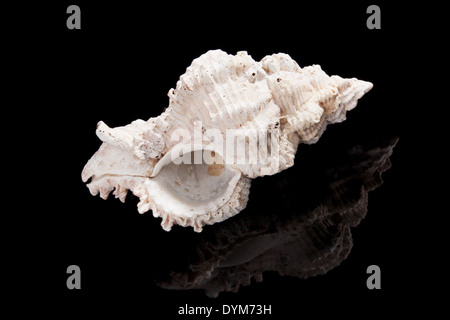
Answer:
155, 137, 398, 297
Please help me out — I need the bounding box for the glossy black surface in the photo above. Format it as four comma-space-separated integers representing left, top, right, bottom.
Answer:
11, 1, 425, 317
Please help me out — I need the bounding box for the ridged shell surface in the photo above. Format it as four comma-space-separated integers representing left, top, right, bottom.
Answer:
82, 50, 373, 231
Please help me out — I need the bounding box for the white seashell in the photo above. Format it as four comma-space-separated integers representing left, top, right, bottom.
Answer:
82, 49, 373, 232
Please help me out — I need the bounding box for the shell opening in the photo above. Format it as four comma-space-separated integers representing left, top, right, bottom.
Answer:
153, 149, 236, 204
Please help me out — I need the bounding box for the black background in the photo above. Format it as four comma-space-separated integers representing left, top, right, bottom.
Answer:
8, 1, 434, 317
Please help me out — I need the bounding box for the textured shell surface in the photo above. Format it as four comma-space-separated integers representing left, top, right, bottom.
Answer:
82, 49, 373, 232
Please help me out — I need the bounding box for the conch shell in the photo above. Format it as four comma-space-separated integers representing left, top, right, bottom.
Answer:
82, 49, 373, 231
